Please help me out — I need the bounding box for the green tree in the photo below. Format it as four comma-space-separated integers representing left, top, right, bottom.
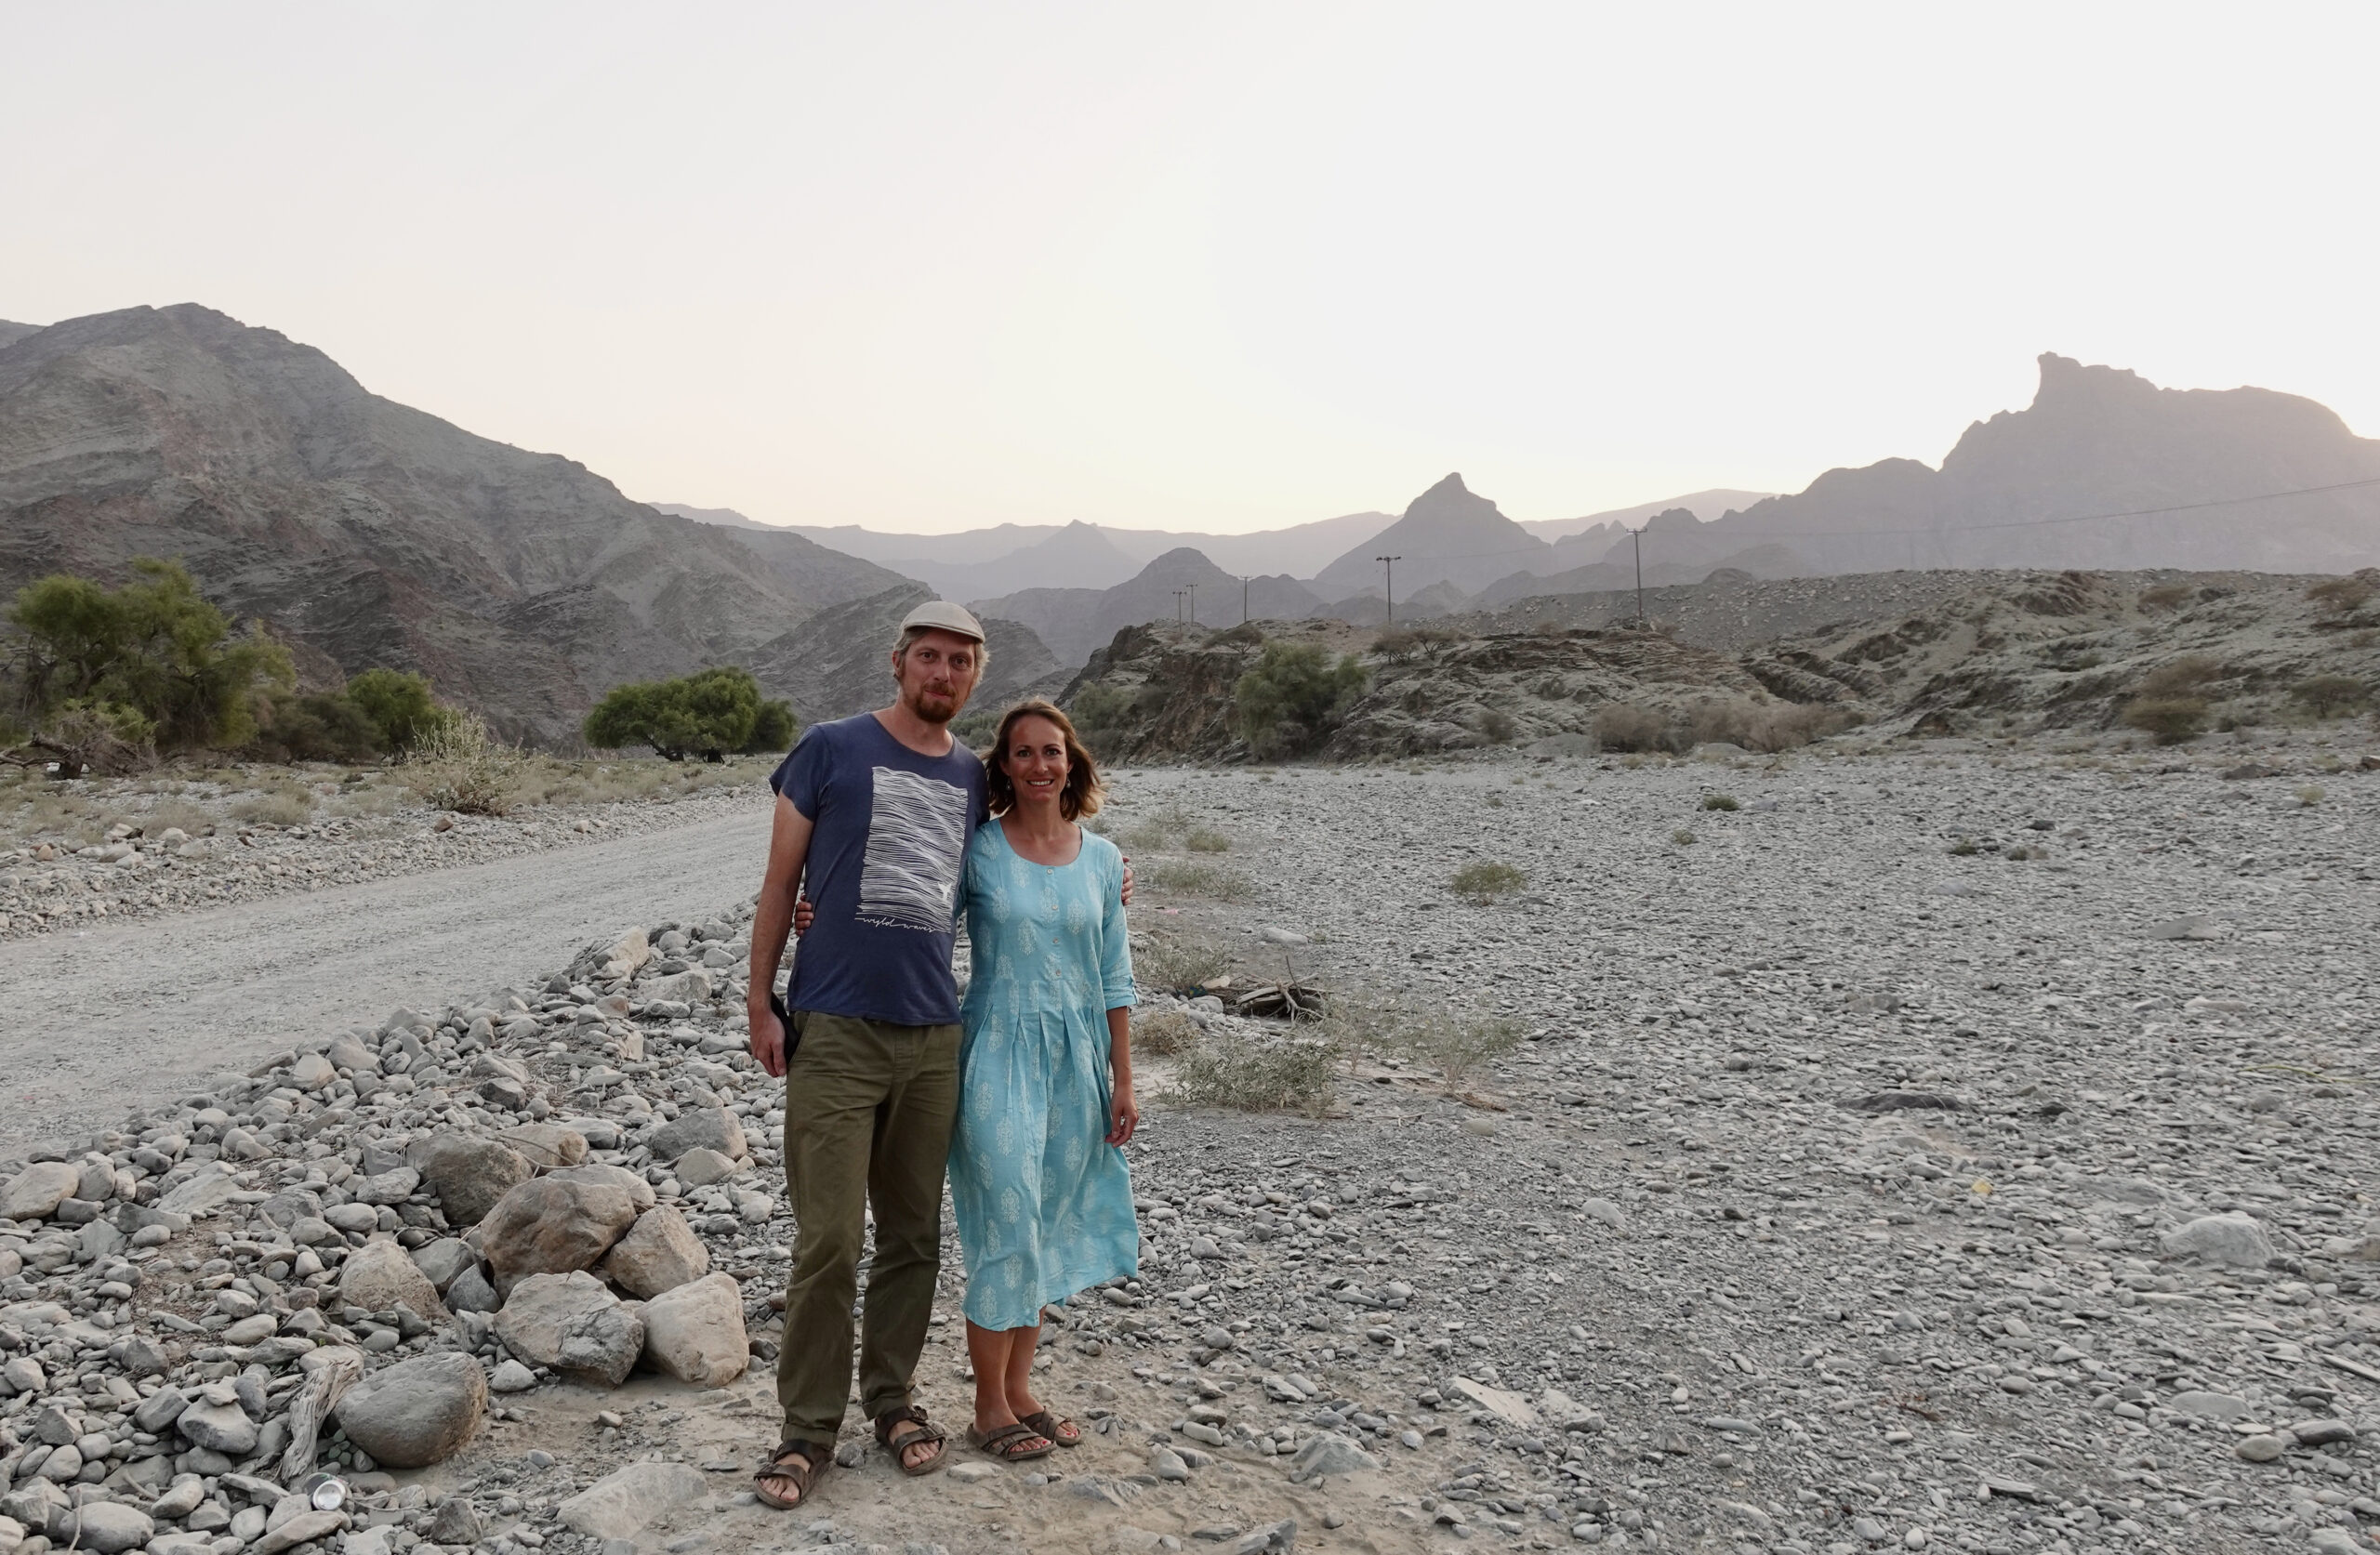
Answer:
1234, 642, 1368, 757
346, 667, 454, 752
584, 665, 787, 760
249, 691, 384, 763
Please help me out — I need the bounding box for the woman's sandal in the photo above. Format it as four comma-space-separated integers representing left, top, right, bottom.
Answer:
965, 1421, 1055, 1462
1019, 1409, 1082, 1447
875, 1404, 948, 1477
754, 1439, 832, 1509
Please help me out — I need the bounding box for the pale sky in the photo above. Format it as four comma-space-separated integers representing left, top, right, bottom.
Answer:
7, 4, 2377, 535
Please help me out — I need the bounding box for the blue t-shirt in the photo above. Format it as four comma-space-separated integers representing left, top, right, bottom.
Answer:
770, 713, 989, 1027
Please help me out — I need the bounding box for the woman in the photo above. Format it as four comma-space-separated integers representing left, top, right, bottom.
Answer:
946, 698, 1139, 1463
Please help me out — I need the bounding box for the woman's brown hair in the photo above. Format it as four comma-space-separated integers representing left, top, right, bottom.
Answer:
983, 699, 1104, 821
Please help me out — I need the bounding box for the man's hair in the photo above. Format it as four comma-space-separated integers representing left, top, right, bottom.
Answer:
892, 624, 990, 679
983, 699, 1104, 821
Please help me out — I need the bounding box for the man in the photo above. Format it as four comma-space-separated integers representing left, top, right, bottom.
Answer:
747, 602, 1130, 1508
747, 601, 989, 1507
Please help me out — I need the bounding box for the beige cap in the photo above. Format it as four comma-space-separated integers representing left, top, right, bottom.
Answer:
898, 600, 985, 642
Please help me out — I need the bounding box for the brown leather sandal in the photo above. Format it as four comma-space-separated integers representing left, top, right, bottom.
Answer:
875, 1403, 947, 1477
1020, 1409, 1082, 1447
755, 1438, 831, 1509
965, 1420, 1055, 1461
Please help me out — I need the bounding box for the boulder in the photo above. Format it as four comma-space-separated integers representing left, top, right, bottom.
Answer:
641, 969, 713, 1005
404, 1134, 533, 1227
157, 1162, 241, 1215
557, 1461, 708, 1541
1, 1163, 84, 1221
351, 1167, 421, 1206
496, 1124, 589, 1170
476, 1178, 640, 1296
649, 1106, 745, 1164
549, 1163, 656, 1212
602, 1206, 710, 1299
2162, 1212, 2276, 1269
639, 1272, 747, 1388
494, 1272, 645, 1387
1288, 1431, 1377, 1483
339, 1239, 448, 1326
46, 1500, 152, 1554
443, 1266, 501, 1313
409, 1237, 480, 1294
332, 1352, 486, 1469
674, 1148, 738, 1188
174, 1398, 259, 1456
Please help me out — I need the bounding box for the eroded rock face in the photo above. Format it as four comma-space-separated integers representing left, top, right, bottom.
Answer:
405, 1133, 532, 1227
332, 1352, 487, 1469
476, 1177, 640, 1296
493, 1272, 645, 1388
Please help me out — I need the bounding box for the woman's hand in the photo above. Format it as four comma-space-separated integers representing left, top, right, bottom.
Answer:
1119, 858, 1133, 906
792, 895, 813, 936
1106, 1081, 1140, 1146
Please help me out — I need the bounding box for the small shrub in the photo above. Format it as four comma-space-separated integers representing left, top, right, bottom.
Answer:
141, 797, 215, 837
407, 712, 526, 815
1136, 939, 1229, 995
583, 665, 791, 761
2122, 696, 2209, 745
1450, 860, 1527, 903
1672, 827, 1697, 845
1477, 706, 1517, 744
1132, 1007, 1202, 1057
2306, 575, 2376, 614
2289, 675, 2367, 718
2296, 784, 2325, 808
1068, 681, 1137, 741
1701, 794, 1739, 811
2135, 655, 2225, 700
1235, 643, 1368, 758
1206, 622, 1265, 649
344, 668, 455, 754
1142, 858, 1252, 901
1183, 826, 1231, 852
1372, 627, 1419, 661
1174, 1029, 1338, 1116
1948, 837, 1979, 856
2003, 844, 2039, 861
1342, 996, 1524, 1094
231, 790, 311, 828
1593, 703, 1673, 753
2137, 583, 2191, 611
1484, 792, 1502, 808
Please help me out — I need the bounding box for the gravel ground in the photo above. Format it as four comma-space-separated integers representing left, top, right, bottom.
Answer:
0, 733, 2374, 1555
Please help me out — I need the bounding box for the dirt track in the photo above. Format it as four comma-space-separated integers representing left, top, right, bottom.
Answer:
0, 807, 770, 1159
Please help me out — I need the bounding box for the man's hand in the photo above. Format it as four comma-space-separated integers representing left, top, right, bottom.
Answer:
1120, 856, 1133, 906
748, 1003, 789, 1078
792, 895, 813, 936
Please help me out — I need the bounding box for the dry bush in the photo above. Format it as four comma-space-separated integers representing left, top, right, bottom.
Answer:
1334, 995, 1523, 1094
2296, 784, 2325, 808
1672, 827, 1698, 845
1132, 1007, 1202, 1057
2137, 582, 2192, 612
1173, 1029, 1338, 1116
1701, 793, 1739, 811
1142, 858, 1252, 901
1136, 938, 1230, 995
1183, 827, 1231, 852
2306, 576, 2376, 614
406, 712, 526, 816
1450, 860, 1527, 903
2122, 696, 2209, 745
140, 797, 216, 837
2289, 675, 2368, 718
231, 790, 312, 828
1593, 703, 1674, 753
2135, 655, 2225, 699
1686, 696, 1857, 753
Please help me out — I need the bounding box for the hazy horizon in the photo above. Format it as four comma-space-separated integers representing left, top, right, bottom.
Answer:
7, 5, 2377, 536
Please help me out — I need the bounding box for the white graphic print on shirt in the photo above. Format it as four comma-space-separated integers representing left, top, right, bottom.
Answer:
856, 767, 971, 930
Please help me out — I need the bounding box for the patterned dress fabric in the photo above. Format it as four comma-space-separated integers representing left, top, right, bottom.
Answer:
948, 819, 1139, 1330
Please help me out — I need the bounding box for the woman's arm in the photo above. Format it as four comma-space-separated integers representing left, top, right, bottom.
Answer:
1105, 1004, 1138, 1145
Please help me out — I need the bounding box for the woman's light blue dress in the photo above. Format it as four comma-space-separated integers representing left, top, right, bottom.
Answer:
947, 819, 1139, 1331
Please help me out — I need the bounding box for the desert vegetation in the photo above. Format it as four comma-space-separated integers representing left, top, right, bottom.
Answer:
1450, 858, 1527, 902
1233, 641, 1367, 757
581, 665, 794, 762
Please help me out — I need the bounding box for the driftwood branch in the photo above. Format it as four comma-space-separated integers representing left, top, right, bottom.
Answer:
280, 1346, 365, 1483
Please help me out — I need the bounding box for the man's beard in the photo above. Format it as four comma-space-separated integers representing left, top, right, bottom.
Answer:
902, 681, 964, 725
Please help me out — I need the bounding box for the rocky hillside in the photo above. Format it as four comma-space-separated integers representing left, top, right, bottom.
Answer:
977, 549, 1325, 666
1062, 567, 2380, 759
1311, 473, 1551, 599
0, 307, 911, 745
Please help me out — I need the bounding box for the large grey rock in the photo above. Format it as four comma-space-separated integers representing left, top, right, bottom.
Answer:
332, 1352, 486, 1469
2161, 1212, 2275, 1268
350, 1167, 420, 1206
251, 1508, 345, 1555
638, 1272, 747, 1388
133, 1386, 191, 1433
601, 1206, 710, 1299
409, 1237, 480, 1294
405, 1134, 533, 1227
557, 1461, 708, 1540
174, 1398, 259, 1456
476, 1178, 640, 1296
1288, 1431, 1377, 1483
648, 1106, 745, 1164
549, 1162, 656, 1212
3, 1163, 85, 1221
45, 1500, 152, 1554
494, 1272, 645, 1387
339, 1238, 448, 1325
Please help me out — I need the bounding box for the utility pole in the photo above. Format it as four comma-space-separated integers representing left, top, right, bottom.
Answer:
1376, 555, 1401, 626
1631, 528, 1645, 626
1183, 582, 1197, 625
1235, 574, 1250, 624
1172, 588, 1187, 623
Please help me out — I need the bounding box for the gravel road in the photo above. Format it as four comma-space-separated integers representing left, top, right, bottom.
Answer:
0, 806, 769, 1158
